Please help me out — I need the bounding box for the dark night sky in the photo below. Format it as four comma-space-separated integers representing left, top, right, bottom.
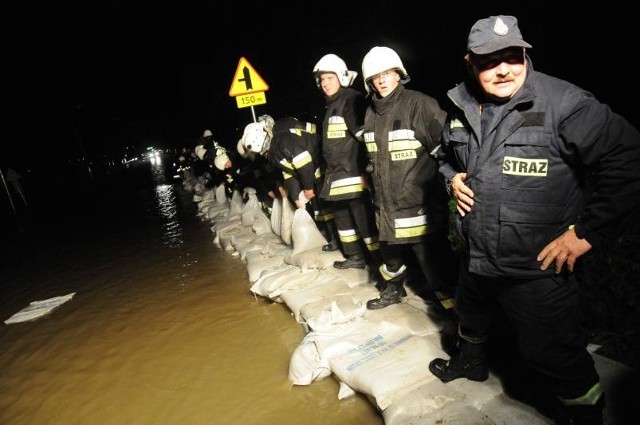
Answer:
8, 2, 636, 169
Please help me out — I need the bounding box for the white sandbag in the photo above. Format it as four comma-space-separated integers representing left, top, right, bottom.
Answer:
285, 249, 344, 271
241, 188, 261, 227
364, 302, 443, 337
214, 183, 227, 205
338, 381, 357, 400
218, 221, 251, 252
299, 296, 367, 332
270, 197, 282, 236
228, 190, 245, 222
246, 255, 290, 283
288, 332, 332, 385
280, 196, 295, 246
322, 320, 446, 410
206, 203, 229, 221
239, 233, 279, 262
261, 239, 293, 258
252, 211, 272, 235
291, 208, 327, 255
324, 267, 372, 288
250, 264, 302, 298
266, 269, 337, 301
279, 277, 355, 323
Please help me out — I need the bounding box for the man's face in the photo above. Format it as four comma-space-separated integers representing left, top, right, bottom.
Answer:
468, 47, 526, 101
370, 69, 400, 98
318, 72, 340, 97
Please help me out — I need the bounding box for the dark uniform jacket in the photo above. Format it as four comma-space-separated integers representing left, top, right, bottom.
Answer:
439, 58, 640, 278
362, 84, 448, 243
268, 116, 322, 202
319, 87, 369, 202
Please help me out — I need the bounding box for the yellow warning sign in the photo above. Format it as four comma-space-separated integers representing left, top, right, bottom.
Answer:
229, 57, 269, 97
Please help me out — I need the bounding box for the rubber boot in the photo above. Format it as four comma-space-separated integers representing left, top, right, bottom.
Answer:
366, 275, 407, 310
334, 253, 366, 269
429, 338, 489, 383
554, 393, 605, 425
322, 239, 339, 252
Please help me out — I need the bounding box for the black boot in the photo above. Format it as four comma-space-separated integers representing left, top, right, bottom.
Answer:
334, 253, 366, 269
322, 239, 339, 252
366, 279, 407, 309
553, 394, 605, 425
429, 338, 489, 383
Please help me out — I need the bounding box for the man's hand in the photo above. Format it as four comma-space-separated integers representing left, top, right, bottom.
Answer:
537, 227, 592, 273
451, 173, 474, 216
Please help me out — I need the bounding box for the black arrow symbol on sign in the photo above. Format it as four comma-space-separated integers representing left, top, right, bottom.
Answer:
238, 66, 253, 90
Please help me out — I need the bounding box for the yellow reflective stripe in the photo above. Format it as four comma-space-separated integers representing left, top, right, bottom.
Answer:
435, 291, 456, 310
289, 123, 317, 136
330, 184, 363, 196
306, 122, 317, 134
279, 158, 294, 170
282, 172, 293, 180
340, 234, 360, 243
395, 214, 428, 238
328, 123, 348, 131
396, 225, 428, 238
366, 241, 380, 251
292, 151, 312, 169
559, 383, 603, 406
314, 212, 335, 222
388, 139, 422, 151
379, 264, 406, 281
327, 122, 348, 139
365, 142, 378, 152
315, 168, 322, 179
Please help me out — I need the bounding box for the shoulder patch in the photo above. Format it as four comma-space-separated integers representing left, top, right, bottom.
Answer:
521, 112, 545, 127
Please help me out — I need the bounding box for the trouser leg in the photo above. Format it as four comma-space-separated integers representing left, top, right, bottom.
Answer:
498, 274, 603, 422
410, 232, 458, 310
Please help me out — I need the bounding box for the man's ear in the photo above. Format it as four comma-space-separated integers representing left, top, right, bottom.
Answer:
463, 54, 475, 77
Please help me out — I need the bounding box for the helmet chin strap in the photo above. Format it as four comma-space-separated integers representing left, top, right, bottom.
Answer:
261, 135, 272, 155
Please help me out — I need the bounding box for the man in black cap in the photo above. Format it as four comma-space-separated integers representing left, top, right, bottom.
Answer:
430, 14, 640, 425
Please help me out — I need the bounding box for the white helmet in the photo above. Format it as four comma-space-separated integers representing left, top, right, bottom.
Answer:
241, 121, 271, 155
236, 138, 247, 157
313, 54, 357, 88
214, 152, 230, 171
194, 144, 207, 160
258, 114, 275, 131
361, 46, 410, 93
203, 129, 213, 137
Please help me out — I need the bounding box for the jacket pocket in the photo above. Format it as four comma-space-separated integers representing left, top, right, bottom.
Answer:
446, 127, 471, 167
501, 128, 551, 190
497, 202, 564, 265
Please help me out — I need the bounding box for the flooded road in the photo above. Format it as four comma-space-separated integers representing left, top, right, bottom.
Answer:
0, 157, 384, 425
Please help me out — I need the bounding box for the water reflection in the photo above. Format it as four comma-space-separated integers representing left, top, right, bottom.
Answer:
155, 184, 182, 248
150, 157, 183, 249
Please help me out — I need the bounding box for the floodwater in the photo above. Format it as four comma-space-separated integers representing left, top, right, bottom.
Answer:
0, 158, 384, 425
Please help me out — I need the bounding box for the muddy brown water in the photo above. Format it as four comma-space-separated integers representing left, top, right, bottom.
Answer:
0, 159, 384, 425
